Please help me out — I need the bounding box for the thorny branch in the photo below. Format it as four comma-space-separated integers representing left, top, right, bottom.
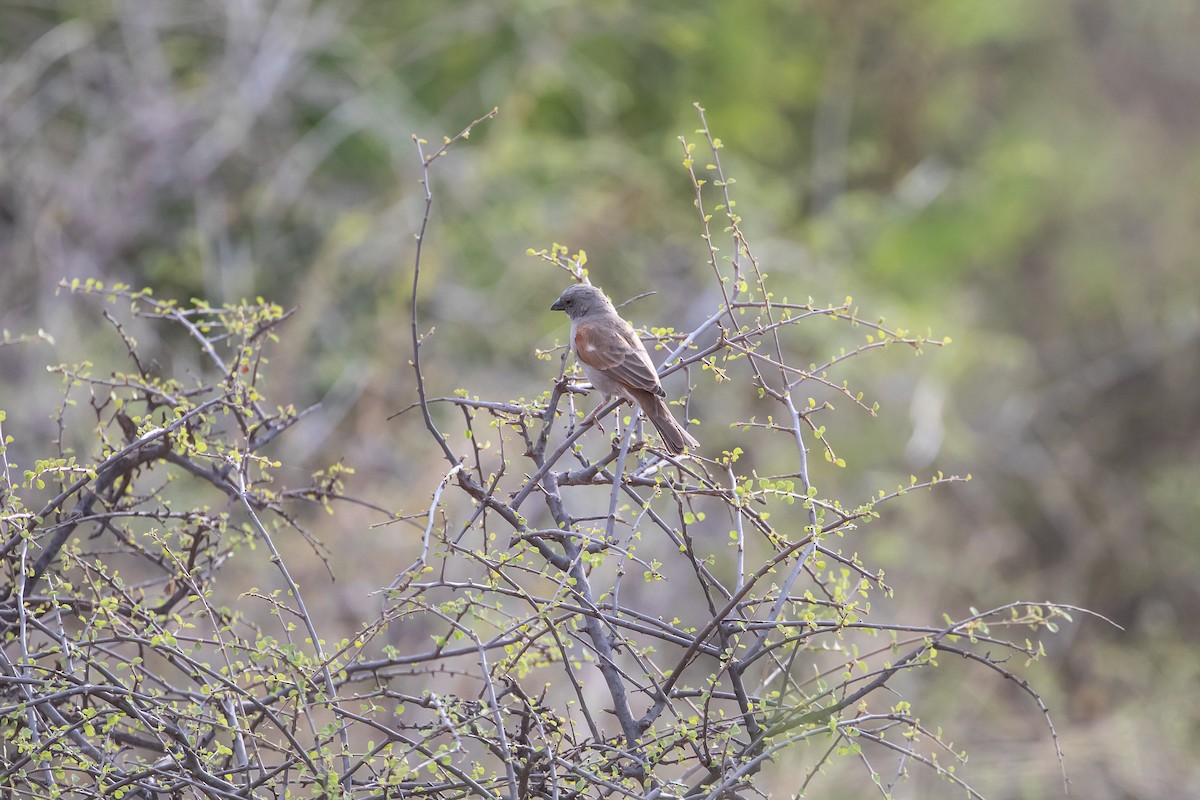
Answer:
0, 108, 1097, 800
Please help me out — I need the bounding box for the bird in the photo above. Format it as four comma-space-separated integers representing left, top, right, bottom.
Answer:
550, 283, 698, 455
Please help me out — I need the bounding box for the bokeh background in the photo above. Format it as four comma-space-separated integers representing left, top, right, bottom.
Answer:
2, 1, 1198, 797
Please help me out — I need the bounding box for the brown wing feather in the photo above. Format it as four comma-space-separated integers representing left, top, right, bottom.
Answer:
575, 319, 663, 395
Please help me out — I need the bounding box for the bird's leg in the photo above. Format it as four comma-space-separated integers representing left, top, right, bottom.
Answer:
579, 397, 612, 436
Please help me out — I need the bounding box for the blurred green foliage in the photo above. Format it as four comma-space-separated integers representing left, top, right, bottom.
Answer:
2, 0, 1198, 796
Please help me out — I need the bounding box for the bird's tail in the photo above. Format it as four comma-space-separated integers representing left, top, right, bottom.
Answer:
643, 396, 699, 455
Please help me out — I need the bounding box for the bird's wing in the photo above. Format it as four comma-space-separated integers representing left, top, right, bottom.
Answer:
575, 318, 663, 395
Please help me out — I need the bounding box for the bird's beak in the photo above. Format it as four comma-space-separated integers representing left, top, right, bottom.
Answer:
550, 298, 565, 311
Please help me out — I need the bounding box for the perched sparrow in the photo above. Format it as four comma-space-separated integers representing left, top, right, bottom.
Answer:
551, 283, 698, 455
